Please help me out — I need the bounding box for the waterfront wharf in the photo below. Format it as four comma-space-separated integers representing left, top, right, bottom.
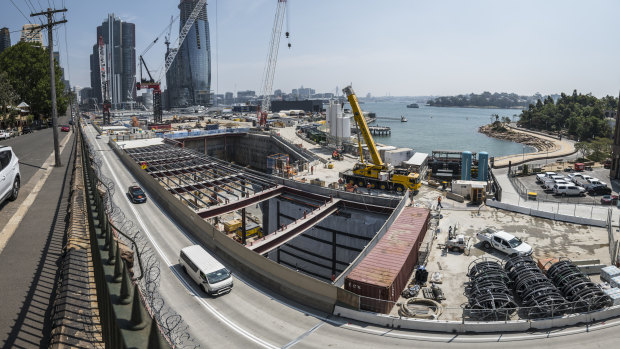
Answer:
351, 125, 391, 136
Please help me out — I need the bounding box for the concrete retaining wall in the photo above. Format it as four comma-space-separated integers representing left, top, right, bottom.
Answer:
334, 304, 620, 333
109, 139, 360, 313
485, 199, 606, 227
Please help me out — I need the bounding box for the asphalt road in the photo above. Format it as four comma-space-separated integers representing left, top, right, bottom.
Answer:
0, 115, 74, 347
83, 123, 620, 348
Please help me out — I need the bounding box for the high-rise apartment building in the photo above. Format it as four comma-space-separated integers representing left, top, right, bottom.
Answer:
166, 0, 211, 108
0, 27, 11, 54
89, 14, 136, 108
20, 24, 44, 46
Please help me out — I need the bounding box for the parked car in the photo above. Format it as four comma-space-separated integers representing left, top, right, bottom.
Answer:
60, 125, 70, 132
587, 184, 612, 196
536, 171, 557, 183
573, 174, 593, 186
127, 185, 147, 203
0, 146, 20, 206
601, 195, 619, 205
0, 130, 10, 140
544, 179, 569, 191
553, 184, 585, 196
584, 178, 606, 189
477, 228, 533, 256
21, 127, 32, 134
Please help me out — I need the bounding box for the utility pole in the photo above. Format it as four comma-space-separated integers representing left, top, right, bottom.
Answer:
30, 8, 67, 167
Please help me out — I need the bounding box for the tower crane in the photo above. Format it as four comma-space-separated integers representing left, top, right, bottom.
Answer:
258, 0, 289, 127
137, 0, 206, 123
98, 36, 111, 124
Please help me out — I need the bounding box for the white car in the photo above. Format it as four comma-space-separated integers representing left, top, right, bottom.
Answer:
536, 171, 557, 183
553, 184, 585, 196
0, 146, 20, 205
477, 228, 533, 256
0, 130, 10, 140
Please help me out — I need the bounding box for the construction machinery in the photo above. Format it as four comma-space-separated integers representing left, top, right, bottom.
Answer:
136, 0, 205, 124
257, 0, 290, 127
340, 85, 421, 193
97, 36, 111, 125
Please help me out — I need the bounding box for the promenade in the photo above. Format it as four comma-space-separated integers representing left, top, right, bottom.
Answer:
492, 125, 576, 168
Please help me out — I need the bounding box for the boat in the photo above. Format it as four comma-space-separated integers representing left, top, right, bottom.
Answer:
401, 116, 408, 122
406, 103, 419, 108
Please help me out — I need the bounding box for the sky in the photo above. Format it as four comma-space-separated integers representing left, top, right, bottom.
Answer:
2, 0, 620, 98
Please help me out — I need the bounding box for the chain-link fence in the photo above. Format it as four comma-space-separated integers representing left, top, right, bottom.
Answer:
82, 126, 198, 348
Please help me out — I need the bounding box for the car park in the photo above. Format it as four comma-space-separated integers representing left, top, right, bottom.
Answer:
587, 184, 612, 196
553, 184, 585, 196
0, 146, 20, 206
127, 185, 147, 203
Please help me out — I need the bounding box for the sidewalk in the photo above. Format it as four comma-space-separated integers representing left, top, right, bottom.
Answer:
492, 126, 576, 168
0, 133, 75, 348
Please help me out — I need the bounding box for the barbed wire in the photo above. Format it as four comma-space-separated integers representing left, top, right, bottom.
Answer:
83, 130, 198, 348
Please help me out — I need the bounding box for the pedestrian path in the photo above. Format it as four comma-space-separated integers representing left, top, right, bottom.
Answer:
492, 126, 576, 168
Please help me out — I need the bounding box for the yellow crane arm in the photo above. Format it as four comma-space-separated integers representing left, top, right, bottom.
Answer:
342, 85, 384, 167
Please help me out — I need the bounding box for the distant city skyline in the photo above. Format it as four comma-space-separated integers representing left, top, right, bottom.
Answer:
2, 0, 620, 98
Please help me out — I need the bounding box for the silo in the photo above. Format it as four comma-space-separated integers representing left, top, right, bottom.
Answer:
340, 115, 351, 139
461, 151, 472, 180
478, 151, 489, 181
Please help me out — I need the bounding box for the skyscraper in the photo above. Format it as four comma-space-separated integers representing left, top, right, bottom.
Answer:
0, 27, 10, 54
20, 24, 43, 46
89, 14, 136, 108
166, 0, 211, 108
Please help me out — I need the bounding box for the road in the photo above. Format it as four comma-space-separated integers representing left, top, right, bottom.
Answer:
82, 124, 620, 348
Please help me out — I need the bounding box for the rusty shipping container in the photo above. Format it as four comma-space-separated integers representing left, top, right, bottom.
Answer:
344, 207, 430, 313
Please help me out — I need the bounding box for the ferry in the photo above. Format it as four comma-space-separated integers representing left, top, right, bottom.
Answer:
406, 103, 419, 108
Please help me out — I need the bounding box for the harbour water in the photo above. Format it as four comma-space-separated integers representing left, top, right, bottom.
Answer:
360, 102, 536, 157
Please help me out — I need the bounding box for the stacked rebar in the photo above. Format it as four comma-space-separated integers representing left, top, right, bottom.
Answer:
504, 255, 567, 318
464, 258, 516, 320
547, 259, 611, 312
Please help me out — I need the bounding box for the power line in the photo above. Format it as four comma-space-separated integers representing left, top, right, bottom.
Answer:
9, 0, 32, 23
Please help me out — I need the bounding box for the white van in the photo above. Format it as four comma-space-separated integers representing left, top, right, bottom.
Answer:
179, 245, 233, 296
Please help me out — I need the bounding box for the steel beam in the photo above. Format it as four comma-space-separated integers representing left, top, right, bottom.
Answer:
196, 186, 284, 219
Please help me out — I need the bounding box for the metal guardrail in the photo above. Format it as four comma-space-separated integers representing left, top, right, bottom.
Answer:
161, 128, 250, 139
80, 120, 171, 348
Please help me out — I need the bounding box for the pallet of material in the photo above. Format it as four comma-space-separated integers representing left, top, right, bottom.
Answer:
601, 265, 620, 283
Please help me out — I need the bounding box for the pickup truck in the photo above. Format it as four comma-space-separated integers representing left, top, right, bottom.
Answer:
536, 172, 557, 183
477, 228, 533, 256
0, 129, 11, 140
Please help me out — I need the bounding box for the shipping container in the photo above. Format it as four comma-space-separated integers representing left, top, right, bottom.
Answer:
344, 207, 430, 314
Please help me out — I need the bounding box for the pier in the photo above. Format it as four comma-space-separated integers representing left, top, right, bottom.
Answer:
351, 125, 391, 136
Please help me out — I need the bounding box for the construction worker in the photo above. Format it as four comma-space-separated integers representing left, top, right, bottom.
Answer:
437, 196, 443, 209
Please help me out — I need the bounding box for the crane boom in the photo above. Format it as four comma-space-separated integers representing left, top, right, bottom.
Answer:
161, 0, 207, 81
260, 0, 288, 113
343, 85, 384, 167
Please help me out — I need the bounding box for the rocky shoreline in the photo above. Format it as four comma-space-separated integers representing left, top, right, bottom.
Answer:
478, 124, 555, 151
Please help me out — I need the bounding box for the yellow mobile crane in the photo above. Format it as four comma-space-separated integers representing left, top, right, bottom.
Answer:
340, 86, 421, 193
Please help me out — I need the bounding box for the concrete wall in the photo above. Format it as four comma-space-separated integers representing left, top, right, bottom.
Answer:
334, 304, 620, 333
266, 198, 387, 281
486, 199, 607, 227
108, 139, 360, 313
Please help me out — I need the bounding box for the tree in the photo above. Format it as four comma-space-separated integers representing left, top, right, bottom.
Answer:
588, 137, 612, 162
0, 71, 19, 114
574, 141, 591, 159
0, 42, 67, 119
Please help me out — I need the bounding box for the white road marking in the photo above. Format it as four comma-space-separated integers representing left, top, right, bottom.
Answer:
86, 126, 278, 349
281, 322, 325, 349
0, 132, 72, 256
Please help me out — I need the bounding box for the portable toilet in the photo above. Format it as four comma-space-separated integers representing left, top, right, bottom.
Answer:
478, 151, 489, 181
461, 151, 472, 180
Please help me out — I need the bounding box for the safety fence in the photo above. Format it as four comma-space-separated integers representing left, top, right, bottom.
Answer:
161, 127, 250, 139
80, 119, 198, 348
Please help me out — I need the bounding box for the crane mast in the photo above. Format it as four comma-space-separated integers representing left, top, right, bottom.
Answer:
98, 35, 111, 125
259, 0, 288, 121
342, 85, 384, 167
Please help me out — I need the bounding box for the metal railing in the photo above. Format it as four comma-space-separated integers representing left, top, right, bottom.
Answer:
161, 127, 249, 139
